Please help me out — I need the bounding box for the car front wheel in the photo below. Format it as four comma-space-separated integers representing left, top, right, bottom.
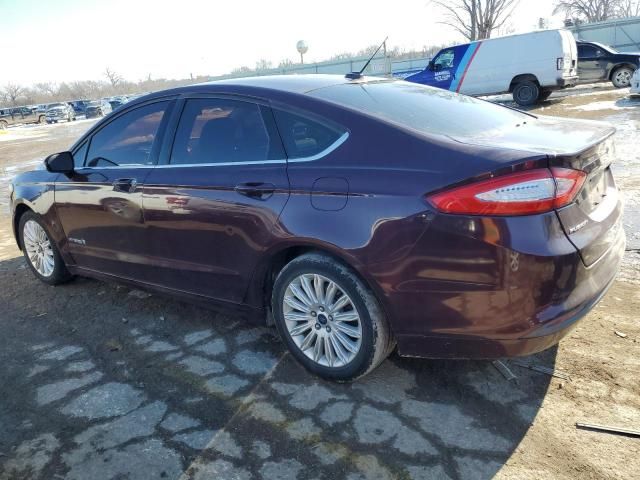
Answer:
611, 67, 634, 88
272, 252, 394, 381
19, 212, 73, 285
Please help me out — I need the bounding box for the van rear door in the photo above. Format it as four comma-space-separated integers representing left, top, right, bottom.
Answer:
559, 30, 578, 81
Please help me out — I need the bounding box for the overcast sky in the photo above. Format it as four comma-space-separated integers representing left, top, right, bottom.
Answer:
0, 0, 562, 85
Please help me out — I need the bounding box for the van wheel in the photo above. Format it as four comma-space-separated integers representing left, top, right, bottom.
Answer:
272, 253, 394, 382
611, 67, 634, 88
513, 80, 539, 106
537, 89, 552, 102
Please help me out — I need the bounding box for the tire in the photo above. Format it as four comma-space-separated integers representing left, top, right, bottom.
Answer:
537, 89, 552, 102
512, 80, 540, 106
0, 120, 7, 130
39, 115, 46, 124
611, 67, 634, 88
272, 252, 394, 382
19, 211, 73, 285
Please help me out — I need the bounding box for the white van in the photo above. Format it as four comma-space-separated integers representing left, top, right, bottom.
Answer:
398, 30, 578, 106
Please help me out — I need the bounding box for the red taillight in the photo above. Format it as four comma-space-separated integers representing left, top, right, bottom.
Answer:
427, 168, 586, 216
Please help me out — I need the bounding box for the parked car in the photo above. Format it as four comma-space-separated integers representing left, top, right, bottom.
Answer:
576, 41, 640, 88
70, 100, 91, 115
84, 100, 112, 118
45, 103, 76, 123
631, 68, 640, 96
0, 106, 47, 129
400, 29, 578, 106
9, 75, 624, 381
108, 100, 124, 111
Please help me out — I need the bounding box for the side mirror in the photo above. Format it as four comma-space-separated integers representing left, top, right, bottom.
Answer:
428, 60, 435, 71
45, 151, 75, 174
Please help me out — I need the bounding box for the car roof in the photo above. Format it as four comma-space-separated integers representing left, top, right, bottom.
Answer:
135, 75, 386, 105
204, 74, 357, 94
578, 41, 612, 49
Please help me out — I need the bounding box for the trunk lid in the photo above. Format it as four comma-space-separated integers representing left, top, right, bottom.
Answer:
551, 135, 623, 266
452, 115, 621, 266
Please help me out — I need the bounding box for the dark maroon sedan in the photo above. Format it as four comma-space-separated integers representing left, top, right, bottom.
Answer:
10, 75, 625, 381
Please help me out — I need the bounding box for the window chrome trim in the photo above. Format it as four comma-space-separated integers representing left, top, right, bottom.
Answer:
287, 131, 349, 163
74, 131, 349, 170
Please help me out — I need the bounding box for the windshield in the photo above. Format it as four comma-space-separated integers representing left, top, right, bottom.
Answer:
87, 101, 101, 107
309, 80, 532, 138
47, 103, 65, 109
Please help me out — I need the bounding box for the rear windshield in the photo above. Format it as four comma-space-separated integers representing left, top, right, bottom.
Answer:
309, 80, 532, 138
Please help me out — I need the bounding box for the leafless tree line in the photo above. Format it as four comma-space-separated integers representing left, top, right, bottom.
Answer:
554, 0, 640, 23
0, 68, 210, 108
431, 0, 639, 42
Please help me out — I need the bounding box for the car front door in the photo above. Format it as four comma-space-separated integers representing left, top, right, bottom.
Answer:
141, 95, 290, 304
55, 99, 174, 280
405, 47, 462, 91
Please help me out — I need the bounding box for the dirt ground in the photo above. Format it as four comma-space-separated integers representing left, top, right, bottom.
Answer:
0, 85, 639, 480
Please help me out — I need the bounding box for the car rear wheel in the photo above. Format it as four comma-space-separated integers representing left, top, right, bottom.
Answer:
513, 80, 540, 106
272, 252, 394, 381
39, 115, 46, 124
0, 120, 7, 130
19, 212, 73, 285
611, 67, 634, 88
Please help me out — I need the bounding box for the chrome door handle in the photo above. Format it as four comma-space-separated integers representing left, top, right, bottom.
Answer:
113, 178, 138, 193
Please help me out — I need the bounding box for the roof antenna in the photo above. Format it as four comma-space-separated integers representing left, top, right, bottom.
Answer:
345, 36, 388, 80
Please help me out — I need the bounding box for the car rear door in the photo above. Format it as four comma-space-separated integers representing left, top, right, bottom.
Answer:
140, 95, 290, 304
55, 99, 174, 280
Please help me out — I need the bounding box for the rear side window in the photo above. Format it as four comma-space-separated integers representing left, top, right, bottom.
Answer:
86, 101, 168, 167
310, 80, 531, 138
170, 98, 283, 165
578, 45, 599, 58
272, 109, 345, 159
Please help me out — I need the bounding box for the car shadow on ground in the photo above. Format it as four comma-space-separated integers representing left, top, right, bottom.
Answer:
615, 97, 640, 107
0, 256, 555, 480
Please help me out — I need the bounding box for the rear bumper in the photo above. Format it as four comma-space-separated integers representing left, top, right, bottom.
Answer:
396, 267, 618, 359
376, 209, 625, 359
555, 75, 579, 88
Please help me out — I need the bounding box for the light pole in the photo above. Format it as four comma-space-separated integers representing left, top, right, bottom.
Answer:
296, 40, 308, 64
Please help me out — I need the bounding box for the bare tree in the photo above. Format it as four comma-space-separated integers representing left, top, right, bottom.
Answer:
34, 82, 60, 97
553, 0, 620, 22
278, 59, 295, 68
616, 0, 640, 16
104, 67, 123, 87
433, 0, 520, 41
1, 83, 24, 106
255, 59, 273, 71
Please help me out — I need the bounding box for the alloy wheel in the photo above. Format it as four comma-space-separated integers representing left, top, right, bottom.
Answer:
22, 220, 55, 277
283, 274, 362, 368
613, 68, 633, 88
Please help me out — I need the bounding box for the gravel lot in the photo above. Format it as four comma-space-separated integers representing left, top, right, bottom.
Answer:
1, 87, 639, 480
